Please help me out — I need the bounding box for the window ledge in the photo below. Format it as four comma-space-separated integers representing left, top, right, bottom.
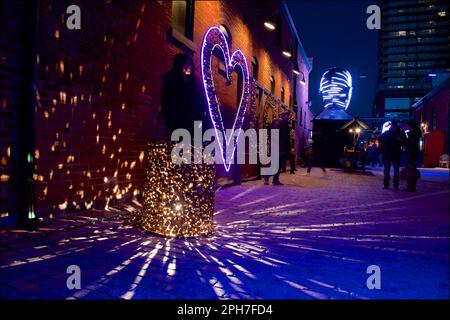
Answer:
168, 27, 196, 53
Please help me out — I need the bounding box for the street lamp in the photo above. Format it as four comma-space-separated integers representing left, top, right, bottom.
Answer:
282, 50, 292, 58
264, 21, 276, 31
349, 127, 361, 150
293, 64, 306, 86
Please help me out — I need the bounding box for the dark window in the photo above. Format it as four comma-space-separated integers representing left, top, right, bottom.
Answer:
219, 24, 232, 47
299, 107, 303, 126
251, 56, 258, 81
303, 111, 306, 129
281, 87, 285, 103
270, 76, 275, 94
431, 105, 437, 130
171, 0, 195, 40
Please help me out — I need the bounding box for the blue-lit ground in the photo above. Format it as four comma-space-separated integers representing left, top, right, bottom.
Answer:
0, 167, 448, 299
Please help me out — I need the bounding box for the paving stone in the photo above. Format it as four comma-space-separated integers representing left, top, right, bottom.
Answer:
0, 168, 448, 299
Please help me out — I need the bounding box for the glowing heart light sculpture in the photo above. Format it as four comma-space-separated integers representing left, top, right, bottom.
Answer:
201, 27, 250, 172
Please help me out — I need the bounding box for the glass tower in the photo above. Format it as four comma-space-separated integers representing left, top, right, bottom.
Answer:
374, 0, 450, 119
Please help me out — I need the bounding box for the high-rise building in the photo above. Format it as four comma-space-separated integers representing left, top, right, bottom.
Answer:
374, 0, 450, 120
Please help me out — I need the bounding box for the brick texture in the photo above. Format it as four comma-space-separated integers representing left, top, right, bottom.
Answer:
1, 0, 312, 219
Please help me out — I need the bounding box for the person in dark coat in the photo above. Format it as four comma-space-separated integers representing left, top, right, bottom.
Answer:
161, 53, 209, 140
306, 132, 327, 174
380, 121, 406, 190
264, 112, 291, 185
289, 144, 296, 174
405, 120, 422, 192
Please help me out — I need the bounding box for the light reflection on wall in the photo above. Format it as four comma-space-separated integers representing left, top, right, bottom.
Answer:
32, 2, 156, 215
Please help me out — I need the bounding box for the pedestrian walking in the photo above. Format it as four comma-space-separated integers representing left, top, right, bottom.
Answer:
306, 132, 327, 175
405, 120, 422, 192
380, 121, 406, 190
289, 147, 296, 174
367, 142, 377, 167
264, 112, 290, 185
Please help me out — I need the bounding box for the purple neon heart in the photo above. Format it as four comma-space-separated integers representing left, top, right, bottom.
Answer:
201, 27, 250, 172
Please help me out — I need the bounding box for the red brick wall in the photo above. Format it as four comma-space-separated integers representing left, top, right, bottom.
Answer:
192, 1, 297, 179
1, 0, 302, 218
193, 1, 294, 111
33, 0, 179, 215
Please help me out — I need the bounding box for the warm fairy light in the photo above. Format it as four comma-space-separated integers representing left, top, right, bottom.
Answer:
133, 142, 215, 237
58, 201, 67, 210
60, 91, 67, 104
67, 155, 75, 163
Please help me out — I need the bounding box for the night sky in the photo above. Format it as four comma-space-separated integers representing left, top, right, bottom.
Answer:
286, 0, 378, 118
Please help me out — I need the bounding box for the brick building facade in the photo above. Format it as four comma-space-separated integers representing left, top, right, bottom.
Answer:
0, 0, 312, 226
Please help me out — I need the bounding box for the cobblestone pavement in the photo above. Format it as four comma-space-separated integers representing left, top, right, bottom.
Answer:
1, 167, 448, 299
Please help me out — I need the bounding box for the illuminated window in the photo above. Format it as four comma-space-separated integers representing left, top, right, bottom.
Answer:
171, 0, 195, 40
438, 10, 446, 17
385, 97, 411, 110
